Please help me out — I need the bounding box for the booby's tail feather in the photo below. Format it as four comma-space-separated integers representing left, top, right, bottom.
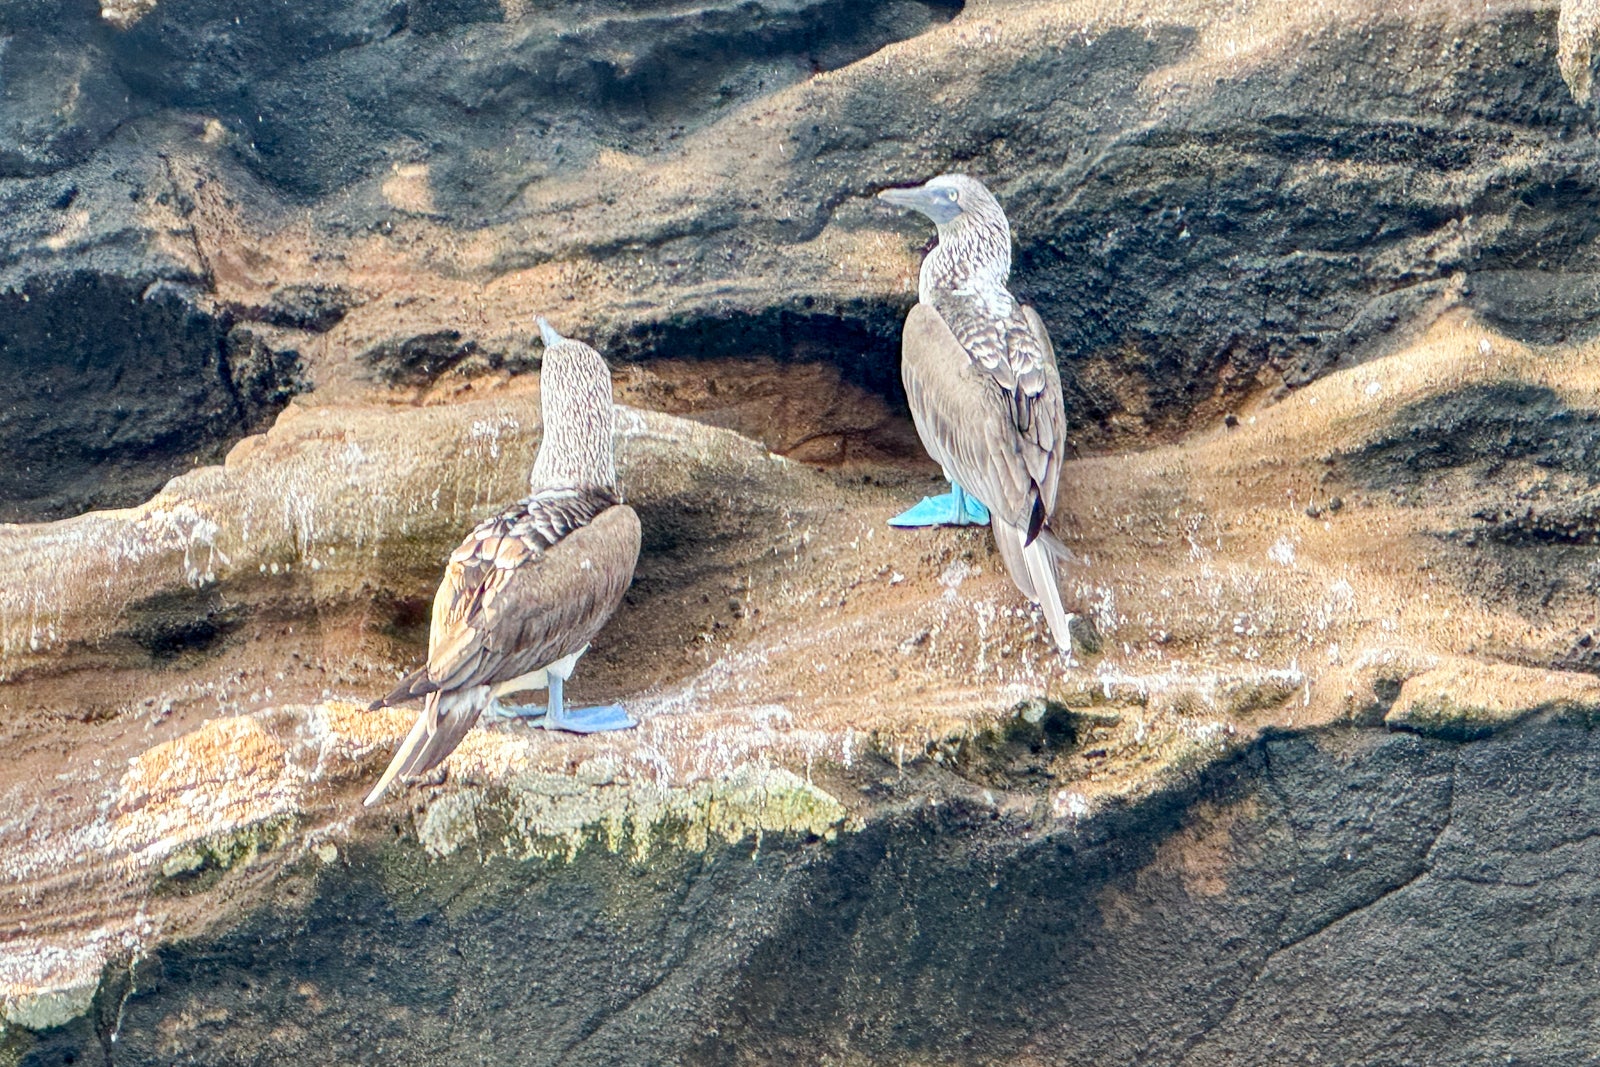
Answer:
993, 523, 1035, 602
368, 666, 437, 712
994, 521, 1074, 656
1023, 536, 1074, 656
364, 687, 492, 806
1033, 526, 1077, 564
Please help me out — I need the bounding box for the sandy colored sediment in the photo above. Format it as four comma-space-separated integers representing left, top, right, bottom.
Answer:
8, 312, 1600, 1012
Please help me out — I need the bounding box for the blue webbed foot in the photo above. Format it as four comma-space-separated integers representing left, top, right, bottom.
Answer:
536, 674, 636, 733
542, 703, 637, 734
889, 482, 991, 528
486, 699, 547, 723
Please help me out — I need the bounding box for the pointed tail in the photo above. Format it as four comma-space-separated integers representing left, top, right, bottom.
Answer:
1023, 535, 1075, 656
364, 687, 492, 806
994, 521, 1075, 657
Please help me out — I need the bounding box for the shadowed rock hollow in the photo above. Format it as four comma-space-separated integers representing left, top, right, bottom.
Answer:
0, 273, 305, 522
6, 0, 1600, 1063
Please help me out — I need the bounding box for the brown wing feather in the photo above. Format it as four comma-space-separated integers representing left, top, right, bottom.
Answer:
371, 488, 631, 709
925, 293, 1065, 525
1021, 304, 1066, 518
364, 498, 641, 805
422, 501, 640, 699
902, 300, 1064, 533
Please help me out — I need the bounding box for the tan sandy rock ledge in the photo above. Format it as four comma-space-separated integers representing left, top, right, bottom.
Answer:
8, 314, 1600, 1029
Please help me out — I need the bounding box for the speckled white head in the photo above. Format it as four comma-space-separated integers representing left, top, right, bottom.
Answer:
878, 174, 1014, 300
878, 174, 1005, 230
530, 317, 617, 492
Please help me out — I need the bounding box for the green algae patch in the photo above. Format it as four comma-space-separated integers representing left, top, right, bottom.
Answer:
418, 764, 847, 865
0, 1022, 36, 1066
1387, 660, 1600, 740
1, 979, 96, 1033
153, 813, 298, 894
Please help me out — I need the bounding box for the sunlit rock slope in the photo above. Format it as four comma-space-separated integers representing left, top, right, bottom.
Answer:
7, 0, 1600, 516
7, 0, 1600, 1063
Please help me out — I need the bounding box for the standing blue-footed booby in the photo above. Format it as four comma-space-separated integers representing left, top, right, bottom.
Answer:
879, 174, 1075, 654
365, 318, 641, 805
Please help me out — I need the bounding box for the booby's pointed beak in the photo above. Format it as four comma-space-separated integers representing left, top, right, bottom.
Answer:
878, 186, 934, 210
877, 184, 961, 225
536, 317, 564, 348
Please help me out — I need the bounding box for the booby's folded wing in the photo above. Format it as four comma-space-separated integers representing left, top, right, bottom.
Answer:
372, 488, 639, 709
902, 300, 1061, 534
363, 496, 641, 804
427, 491, 640, 694
1021, 303, 1067, 518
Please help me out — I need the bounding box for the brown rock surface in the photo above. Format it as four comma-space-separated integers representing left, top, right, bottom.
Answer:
9, 312, 1600, 1043
6, 0, 1600, 1062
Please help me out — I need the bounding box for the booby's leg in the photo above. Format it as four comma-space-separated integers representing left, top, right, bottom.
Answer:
889, 481, 992, 528
484, 648, 634, 731
484, 697, 545, 723
483, 662, 554, 722
538, 671, 636, 733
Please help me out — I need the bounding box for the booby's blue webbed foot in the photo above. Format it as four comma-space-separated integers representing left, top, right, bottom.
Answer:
534, 674, 638, 734
889, 482, 991, 528
542, 703, 636, 733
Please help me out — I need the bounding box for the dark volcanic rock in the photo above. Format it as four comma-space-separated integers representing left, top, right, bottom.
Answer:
360, 328, 480, 385
18, 720, 1600, 1066
0, 30, 134, 179
1467, 268, 1600, 343
981, 14, 1600, 439
232, 283, 361, 334
5, 1, 1600, 512
602, 297, 914, 399
107, 0, 964, 206
1341, 382, 1600, 490
0, 273, 304, 522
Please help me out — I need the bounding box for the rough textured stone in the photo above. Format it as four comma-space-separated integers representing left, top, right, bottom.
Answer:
7, 0, 1600, 516
9, 319, 1600, 1064
1561, 0, 1600, 103
9, 2, 1600, 1064
9, 721, 1599, 1066
0, 273, 305, 521
0, 27, 133, 178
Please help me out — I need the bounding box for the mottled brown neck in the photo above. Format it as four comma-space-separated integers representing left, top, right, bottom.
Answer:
921, 203, 1013, 304
530, 339, 617, 492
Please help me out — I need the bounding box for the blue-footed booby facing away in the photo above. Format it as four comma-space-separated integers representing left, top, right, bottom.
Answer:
364, 318, 641, 805
878, 174, 1075, 654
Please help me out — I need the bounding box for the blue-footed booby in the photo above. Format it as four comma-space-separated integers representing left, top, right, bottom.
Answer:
878, 174, 1075, 654
365, 318, 641, 805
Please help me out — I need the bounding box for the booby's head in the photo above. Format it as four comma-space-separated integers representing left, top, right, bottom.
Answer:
878, 174, 1007, 233
878, 174, 1012, 293
530, 318, 618, 492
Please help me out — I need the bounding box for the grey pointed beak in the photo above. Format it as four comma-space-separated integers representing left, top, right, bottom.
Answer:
877, 184, 960, 224
878, 186, 936, 212
536, 317, 564, 348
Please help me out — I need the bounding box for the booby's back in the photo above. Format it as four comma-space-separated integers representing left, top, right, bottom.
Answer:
878, 174, 1075, 655
365, 320, 642, 805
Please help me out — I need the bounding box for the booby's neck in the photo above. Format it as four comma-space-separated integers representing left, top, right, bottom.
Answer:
530, 340, 617, 492
920, 210, 1013, 306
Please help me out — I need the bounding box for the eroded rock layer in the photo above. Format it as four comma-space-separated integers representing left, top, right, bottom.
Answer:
6, 0, 1600, 516
6, 0, 1600, 1063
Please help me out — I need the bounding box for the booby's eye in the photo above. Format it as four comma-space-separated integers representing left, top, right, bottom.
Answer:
946, 188, 959, 201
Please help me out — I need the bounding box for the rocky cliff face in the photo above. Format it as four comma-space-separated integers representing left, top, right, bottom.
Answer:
6, 0, 1600, 1063
9, 0, 1600, 518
